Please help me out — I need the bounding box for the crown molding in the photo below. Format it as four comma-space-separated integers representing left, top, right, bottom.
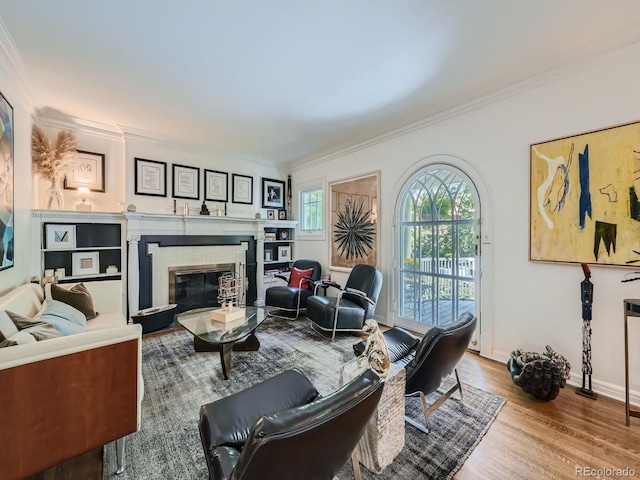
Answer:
118, 124, 283, 168
291, 37, 640, 172
0, 18, 38, 112
36, 107, 124, 141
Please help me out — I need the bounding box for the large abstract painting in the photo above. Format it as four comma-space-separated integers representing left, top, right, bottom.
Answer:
530, 121, 640, 266
330, 171, 379, 270
0, 92, 13, 271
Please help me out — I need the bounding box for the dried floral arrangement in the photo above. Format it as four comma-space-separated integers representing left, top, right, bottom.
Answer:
31, 125, 77, 183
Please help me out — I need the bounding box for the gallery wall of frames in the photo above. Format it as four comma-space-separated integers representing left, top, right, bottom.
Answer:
133, 157, 288, 218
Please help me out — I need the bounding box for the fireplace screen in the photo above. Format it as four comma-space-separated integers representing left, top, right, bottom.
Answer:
169, 264, 237, 313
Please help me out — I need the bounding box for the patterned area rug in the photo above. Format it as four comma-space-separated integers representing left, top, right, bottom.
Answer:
104, 317, 505, 479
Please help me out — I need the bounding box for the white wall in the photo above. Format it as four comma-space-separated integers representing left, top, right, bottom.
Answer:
123, 136, 285, 217
0, 30, 36, 293
293, 44, 640, 403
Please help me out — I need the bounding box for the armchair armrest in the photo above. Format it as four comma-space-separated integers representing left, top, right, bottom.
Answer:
273, 273, 290, 283
313, 280, 342, 294
206, 446, 241, 480
344, 287, 376, 305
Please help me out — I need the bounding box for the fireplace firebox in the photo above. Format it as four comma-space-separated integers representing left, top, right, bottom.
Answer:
169, 264, 236, 313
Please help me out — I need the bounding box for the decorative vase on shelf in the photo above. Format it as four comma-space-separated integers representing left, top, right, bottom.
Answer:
46, 177, 64, 210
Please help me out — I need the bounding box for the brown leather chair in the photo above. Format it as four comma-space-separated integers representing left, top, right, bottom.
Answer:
198, 368, 383, 480
354, 312, 477, 432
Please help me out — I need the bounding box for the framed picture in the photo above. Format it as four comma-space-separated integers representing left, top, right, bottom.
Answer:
0, 91, 13, 271
135, 158, 167, 197
278, 245, 291, 262
267, 209, 275, 220
173, 164, 200, 199
330, 171, 380, 270
72, 251, 100, 276
204, 169, 228, 202
232, 174, 253, 204
278, 209, 287, 220
262, 177, 286, 208
530, 120, 640, 266
45, 224, 76, 250
64, 150, 105, 192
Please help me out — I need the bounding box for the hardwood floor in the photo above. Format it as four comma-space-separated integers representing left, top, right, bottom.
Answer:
31, 350, 640, 479
456, 352, 640, 479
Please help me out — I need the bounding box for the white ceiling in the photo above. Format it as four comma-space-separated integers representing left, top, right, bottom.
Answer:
2, 1, 640, 167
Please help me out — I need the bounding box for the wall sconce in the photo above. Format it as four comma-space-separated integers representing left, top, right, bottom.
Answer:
76, 186, 91, 211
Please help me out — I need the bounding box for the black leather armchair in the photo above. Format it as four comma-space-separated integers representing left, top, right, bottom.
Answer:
198, 368, 383, 480
306, 264, 383, 340
354, 312, 477, 433
265, 259, 321, 319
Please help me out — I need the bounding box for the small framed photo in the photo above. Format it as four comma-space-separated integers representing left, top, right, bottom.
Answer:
277, 229, 289, 240
173, 164, 200, 199
267, 209, 275, 220
262, 177, 286, 208
204, 169, 228, 202
64, 150, 105, 192
72, 251, 100, 276
277, 245, 291, 262
45, 224, 76, 250
135, 158, 167, 197
278, 209, 287, 220
232, 174, 253, 204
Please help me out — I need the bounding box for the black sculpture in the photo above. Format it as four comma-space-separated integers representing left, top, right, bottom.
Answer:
577, 263, 597, 399
507, 345, 570, 401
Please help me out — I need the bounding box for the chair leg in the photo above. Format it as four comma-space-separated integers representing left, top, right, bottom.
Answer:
115, 437, 126, 475
351, 449, 362, 480
404, 391, 431, 433
405, 369, 465, 434
331, 295, 341, 342
455, 368, 463, 401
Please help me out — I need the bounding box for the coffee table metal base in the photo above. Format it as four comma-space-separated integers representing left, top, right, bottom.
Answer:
193, 333, 260, 379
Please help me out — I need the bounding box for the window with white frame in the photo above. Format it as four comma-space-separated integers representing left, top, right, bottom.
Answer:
301, 187, 323, 232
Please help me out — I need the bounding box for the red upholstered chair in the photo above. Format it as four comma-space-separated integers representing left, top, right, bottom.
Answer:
265, 259, 321, 319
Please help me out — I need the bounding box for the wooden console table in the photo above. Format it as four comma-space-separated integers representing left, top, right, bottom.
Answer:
623, 299, 640, 426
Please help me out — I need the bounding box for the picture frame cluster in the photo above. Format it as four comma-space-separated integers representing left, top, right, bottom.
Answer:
133, 158, 286, 212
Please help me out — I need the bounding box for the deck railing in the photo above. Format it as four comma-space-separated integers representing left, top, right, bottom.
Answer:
417, 257, 475, 277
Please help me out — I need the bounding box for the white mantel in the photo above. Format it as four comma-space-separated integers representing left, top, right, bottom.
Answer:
123, 211, 269, 239
32, 210, 298, 316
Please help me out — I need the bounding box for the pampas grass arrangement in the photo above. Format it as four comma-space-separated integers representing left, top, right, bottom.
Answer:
31, 125, 78, 209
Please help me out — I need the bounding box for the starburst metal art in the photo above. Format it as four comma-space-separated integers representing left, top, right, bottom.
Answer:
334, 199, 376, 260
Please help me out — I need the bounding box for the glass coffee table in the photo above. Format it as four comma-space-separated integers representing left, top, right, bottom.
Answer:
177, 306, 267, 380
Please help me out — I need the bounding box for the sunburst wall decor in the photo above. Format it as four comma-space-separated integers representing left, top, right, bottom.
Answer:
330, 171, 379, 270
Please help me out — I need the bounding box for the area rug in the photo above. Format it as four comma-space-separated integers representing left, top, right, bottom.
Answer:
104, 317, 505, 479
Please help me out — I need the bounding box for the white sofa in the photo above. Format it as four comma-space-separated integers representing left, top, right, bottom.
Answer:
0, 281, 142, 480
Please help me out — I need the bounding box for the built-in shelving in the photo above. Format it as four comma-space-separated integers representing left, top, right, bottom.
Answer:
32, 210, 126, 284
263, 221, 296, 277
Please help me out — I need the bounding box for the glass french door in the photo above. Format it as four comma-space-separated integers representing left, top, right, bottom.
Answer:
396, 165, 480, 347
